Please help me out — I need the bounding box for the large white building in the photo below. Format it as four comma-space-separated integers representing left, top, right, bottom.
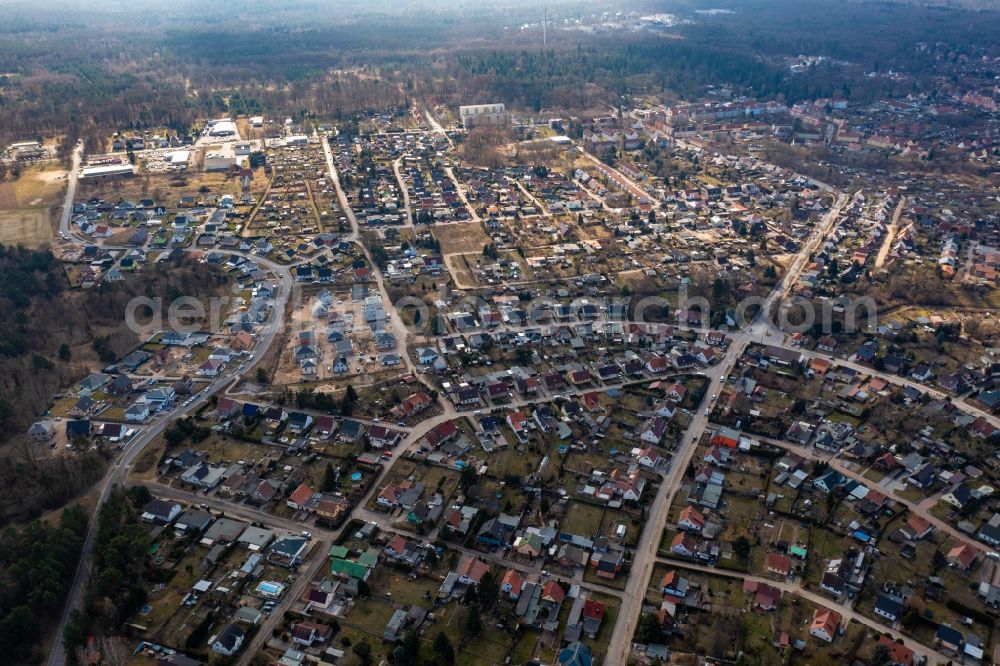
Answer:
207, 119, 239, 138
204, 144, 236, 171
79, 164, 136, 179
459, 103, 509, 129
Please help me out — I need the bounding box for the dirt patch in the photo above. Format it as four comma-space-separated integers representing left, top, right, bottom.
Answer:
0, 166, 67, 247
0, 208, 54, 247
133, 437, 167, 480
12, 166, 67, 206
434, 221, 490, 255
0, 182, 17, 208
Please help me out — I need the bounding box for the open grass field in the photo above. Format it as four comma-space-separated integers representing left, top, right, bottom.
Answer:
434, 221, 490, 255
0, 165, 67, 247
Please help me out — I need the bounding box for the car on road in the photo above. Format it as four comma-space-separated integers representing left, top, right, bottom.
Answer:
301, 530, 312, 538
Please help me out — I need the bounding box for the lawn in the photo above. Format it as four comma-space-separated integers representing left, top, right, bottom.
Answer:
510, 628, 540, 664
101, 407, 127, 422
196, 434, 265, 465
561, 500, 606, 538
861, 467, 886, 483
344, 596, 397, 636
804, 526, 848, 588
718, 494, 764, 541
48, 395, 79, 418
371, 569, 440, 608
826, 411, 862, 427
583, 593, 619, 662
892, 484, 929, 504
658, 527, 681, 559
0, 165, 66, 248
431, 601, 515, 666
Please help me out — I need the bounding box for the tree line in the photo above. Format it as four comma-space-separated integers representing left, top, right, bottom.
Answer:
0, 504, 88, 662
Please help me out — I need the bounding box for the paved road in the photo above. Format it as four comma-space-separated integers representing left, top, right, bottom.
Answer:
391, 156, 414, 228
47, 253, 294, 666
443, 166, 480, 222
319, 129, 450, 415
605, 192, 850, 664
654, 558, 955, 666
146, 480, 627, 619
788, 346, 1000, 428
874, 195, 907, 269
319, 130, 359, 242
602, 184, 992, 665
421, 105, 453, 147
746, 431, 980, 550
57, 142, 85, 242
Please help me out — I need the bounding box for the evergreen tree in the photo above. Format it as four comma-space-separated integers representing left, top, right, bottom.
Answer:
340, 384, 358, 415
464, 602, 483, 637
322, 462, 337, 492
478, 571, 499, 611
433, 631, 455, 665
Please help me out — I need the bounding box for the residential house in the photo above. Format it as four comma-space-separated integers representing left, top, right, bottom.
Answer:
457, 557, 490, 586
638, 416, 668, 445
670, 533, 696, 558
809, 607, 842, 642
877, 636, 915, 666
977, 513, 1000, 547
268, 535, 310, 567
945, 541, 978, 571
711, 426, 741, 449
902, 515, 934, 541
751, 582, 782, 612
211, 624, 245, 656
766, 552, 793, 578
677, 506, 706, 533
501, 569, 525, 600
291, 621, 332, 648
287, 484, 315, 511
935, 624, 964, 654
874, 592, 904, 623
424, 420, 459, 448
660, 570, 689, 597
637, 447, 662, 468
142, 499, 182, 523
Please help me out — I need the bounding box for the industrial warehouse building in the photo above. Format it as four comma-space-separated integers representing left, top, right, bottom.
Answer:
79, 164, 136, 179
204, 147, 236, 171
207, 119, 239, 138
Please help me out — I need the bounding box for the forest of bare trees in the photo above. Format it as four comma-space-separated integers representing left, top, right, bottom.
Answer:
3, 0, 998, 153
0, 246, 230, 441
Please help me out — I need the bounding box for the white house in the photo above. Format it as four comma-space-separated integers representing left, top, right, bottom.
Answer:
636, 447, 661, 468
125, 402, 151, 422
198, 359, 223, 377
212, 624, 245, 656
